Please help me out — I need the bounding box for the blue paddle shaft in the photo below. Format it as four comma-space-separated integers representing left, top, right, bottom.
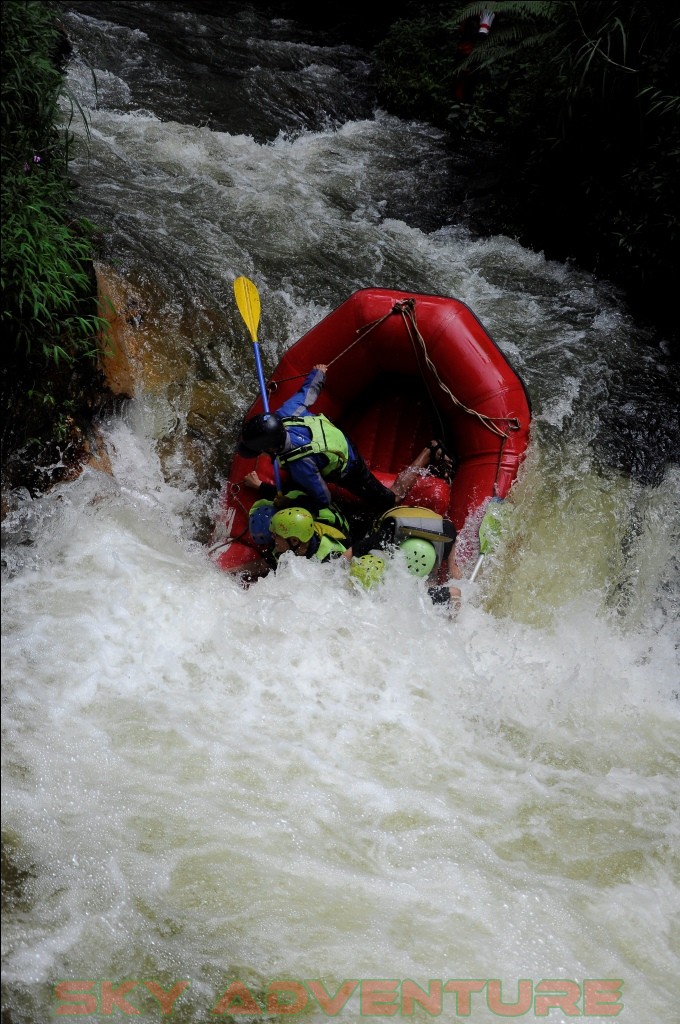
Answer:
253, 343, 270, 413
252, 342, 282, 489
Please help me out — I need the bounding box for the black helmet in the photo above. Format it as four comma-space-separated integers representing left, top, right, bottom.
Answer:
238, 413, 286, 458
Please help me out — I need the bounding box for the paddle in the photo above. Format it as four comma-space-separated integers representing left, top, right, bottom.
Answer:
469, 497, 506, 583
233, 275, 282, 490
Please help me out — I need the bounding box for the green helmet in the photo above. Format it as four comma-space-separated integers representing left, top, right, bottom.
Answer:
349, 554, 386, 590
270, 507, 314, 543
400, 538, 437, 577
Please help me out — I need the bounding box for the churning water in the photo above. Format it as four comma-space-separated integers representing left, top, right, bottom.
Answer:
2, 4, 679, 1022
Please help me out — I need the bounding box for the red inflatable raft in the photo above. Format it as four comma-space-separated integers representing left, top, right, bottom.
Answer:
210, 288, 531, 574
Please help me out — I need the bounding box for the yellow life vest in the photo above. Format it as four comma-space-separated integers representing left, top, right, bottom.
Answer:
309, 520, 350, 562
312, 520, 348, 543
313, 535, 348, 562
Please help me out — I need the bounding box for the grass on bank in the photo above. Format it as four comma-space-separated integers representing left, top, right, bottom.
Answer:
1, 0, 113, 495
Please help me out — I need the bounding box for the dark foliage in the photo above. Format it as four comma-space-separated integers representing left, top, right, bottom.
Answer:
1, 0, 115, 496
372, 1, 680, 350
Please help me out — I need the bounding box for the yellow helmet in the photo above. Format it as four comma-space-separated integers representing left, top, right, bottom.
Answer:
270, 507, 314, 543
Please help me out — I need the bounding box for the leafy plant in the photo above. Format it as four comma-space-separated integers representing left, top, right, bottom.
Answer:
1, 0, 113, 491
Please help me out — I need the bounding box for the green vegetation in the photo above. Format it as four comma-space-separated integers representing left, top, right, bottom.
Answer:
1, 0, 111, 494
373, 1, 680, 346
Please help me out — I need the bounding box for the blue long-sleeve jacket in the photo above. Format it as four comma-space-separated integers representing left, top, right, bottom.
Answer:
276, 367, 326, 419
274, 368, 355, 509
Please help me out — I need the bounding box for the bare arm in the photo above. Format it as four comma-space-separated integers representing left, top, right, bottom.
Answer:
446, 543, 462, 611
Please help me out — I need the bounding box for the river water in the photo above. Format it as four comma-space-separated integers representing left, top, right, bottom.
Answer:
2, 4, 679, 1022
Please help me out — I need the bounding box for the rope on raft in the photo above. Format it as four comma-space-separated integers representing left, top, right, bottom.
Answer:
394, 298, 521, 439
266, 297, 521, 491
270, 299, 519, 435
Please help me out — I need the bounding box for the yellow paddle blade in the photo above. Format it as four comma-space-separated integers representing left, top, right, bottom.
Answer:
233, 275, 261, 343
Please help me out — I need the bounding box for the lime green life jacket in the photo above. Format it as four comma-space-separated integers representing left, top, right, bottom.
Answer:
279, 414, 350, 476
313, 533, 349, 562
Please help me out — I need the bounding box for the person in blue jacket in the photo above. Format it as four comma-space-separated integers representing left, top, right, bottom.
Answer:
237, 364, 396, 515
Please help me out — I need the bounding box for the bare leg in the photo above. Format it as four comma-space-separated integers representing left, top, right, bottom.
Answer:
446, 542, 462, 612
390, 445, 439, 502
